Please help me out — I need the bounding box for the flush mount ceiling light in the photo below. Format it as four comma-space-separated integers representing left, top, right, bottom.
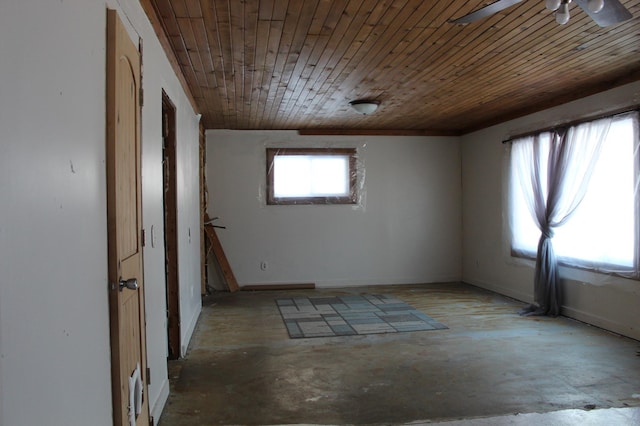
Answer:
349, 100, 380, 115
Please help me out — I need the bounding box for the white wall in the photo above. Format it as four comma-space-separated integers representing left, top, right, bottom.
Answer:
0, 1, 201, 425
461, 81, 640, 341
206, 130, 462, 287
174, 108, 203, 357
0, 1, 112, 424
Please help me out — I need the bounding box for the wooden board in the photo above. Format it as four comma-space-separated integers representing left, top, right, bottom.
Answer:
204, 224, 240, 292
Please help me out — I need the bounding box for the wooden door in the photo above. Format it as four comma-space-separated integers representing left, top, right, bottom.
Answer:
106, 9, 150, 426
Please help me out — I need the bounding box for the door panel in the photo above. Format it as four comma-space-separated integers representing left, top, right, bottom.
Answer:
106, 9, 150, 426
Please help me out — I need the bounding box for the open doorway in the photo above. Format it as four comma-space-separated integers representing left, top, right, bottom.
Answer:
162, 91, 180, 360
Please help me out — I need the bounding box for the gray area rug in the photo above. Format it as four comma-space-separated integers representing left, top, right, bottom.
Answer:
275, 294, 447, 338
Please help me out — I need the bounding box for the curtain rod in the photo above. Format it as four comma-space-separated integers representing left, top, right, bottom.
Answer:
502, 106, 639, 144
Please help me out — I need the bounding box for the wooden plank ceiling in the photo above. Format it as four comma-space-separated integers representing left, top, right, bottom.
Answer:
142, 0, 640, 134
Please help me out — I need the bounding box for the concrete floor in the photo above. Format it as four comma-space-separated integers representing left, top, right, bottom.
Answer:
158, 282, 640, 425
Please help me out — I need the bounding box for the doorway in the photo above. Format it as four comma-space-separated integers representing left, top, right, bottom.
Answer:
162, 91, 180, 359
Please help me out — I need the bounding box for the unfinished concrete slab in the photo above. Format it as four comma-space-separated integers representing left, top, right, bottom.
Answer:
158, 283, 640, 425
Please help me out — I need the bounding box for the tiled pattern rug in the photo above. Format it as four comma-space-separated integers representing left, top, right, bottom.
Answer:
275, 294, 447, 338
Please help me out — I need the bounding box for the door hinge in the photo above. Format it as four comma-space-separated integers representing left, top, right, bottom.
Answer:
146, 367, 151, 385
141, 228, 146, 247
139, 87, 144, 107
150, 417, 154, 426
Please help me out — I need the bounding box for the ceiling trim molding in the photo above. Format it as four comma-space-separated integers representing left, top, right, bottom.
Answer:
297, 129, 460, 137
139, 0, 199, 114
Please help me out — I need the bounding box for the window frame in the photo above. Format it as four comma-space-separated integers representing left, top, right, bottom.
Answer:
266, 147, 358, 205
507, 111, 640, 279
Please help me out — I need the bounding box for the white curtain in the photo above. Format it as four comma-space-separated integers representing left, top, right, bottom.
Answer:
511, 117, 613, 316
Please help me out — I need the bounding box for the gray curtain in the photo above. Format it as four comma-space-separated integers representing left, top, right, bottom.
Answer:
512, 117, 612, 316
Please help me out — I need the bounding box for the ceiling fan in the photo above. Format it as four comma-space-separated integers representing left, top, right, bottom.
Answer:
450, 0, 632, 26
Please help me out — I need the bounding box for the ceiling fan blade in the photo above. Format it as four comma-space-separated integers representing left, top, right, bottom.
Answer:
450, 0, 523, 24
575, 0, 632, 27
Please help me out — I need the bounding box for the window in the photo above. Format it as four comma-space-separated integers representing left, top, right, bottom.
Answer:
509, 112, 639, 277
266, 148, 357, 205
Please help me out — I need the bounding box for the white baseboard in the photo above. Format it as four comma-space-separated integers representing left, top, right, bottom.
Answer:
314, 276, 463, 288
463, 278, 531, 304
180, 303, 201, 357
464, 279, 640, 341
150, 377, 169, 425
561, 305, 640, 341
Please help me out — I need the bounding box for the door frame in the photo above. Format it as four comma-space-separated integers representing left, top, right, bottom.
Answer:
162, 91, 181, 359
199, 123, 207, 296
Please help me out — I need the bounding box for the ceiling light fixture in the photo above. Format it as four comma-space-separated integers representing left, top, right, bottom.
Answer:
546, 0, 605, 25
555, 0, 571, 24
349, 100, 380, 115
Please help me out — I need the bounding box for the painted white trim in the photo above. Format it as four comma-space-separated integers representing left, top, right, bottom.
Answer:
240, 278, 463, 288
180, 303, 202, 357
316, 277, 463, 288
464, 279, 640, 341
462, 278, 531, 305
150, 377, 169, 425
561, 306, 640, 342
